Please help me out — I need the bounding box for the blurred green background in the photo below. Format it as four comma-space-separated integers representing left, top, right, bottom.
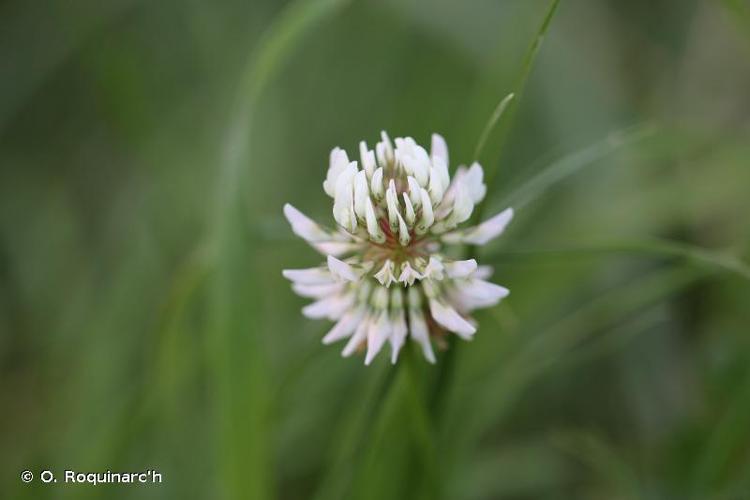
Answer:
2, 0, 750, 499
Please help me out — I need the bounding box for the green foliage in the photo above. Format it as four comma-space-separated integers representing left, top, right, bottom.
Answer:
2, 1, 750, 499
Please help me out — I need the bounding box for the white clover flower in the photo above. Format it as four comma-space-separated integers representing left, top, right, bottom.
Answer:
282, 131, 513, 365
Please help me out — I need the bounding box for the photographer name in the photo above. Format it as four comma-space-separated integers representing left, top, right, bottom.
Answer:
65, 469, 162, 485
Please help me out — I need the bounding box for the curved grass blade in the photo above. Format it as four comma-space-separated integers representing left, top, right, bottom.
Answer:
498, 124, 655, 210
450, 0, 562, 419
473, 92, 515, 162
551, 431, 643, 498
0, 0, 142, 134
311, 364, 400, 500
690, 371, 750, 499
479, 0, 561, 197
442, 266, 708, 475
209, 1, 351, 499
489, 238, 750, 282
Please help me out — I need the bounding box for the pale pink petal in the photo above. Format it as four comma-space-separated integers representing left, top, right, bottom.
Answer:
389, 310, 408, 364
323, 307, 365, 344
475, 265, 494, 280
327, 255, 361, 282
456, 279, 510, 309
323, 147, 350, 197
445, 259, 477, 279
302, 293, 354, 320
291, 282, 344, 299
342, 316, 370, 357
429, 299, 476, 339
443, 208, 514, 246
409, 307, 436, 363
365, 311, 391, 365
463, 163, 487, 204
282, 268, 334, 285
311, 241, 357, 257
283, 204, 329, 243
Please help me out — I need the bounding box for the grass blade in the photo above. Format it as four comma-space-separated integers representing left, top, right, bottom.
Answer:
447, 0, 562, 419
497, 124, 654, 210
311, 364, 400, 500
489, 237, 750, 282
479, 0, 561, 195
209, 1, 350, 499
473, 92, 515, 162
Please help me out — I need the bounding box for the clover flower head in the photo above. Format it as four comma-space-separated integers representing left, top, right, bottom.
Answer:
283, 131, 513, 365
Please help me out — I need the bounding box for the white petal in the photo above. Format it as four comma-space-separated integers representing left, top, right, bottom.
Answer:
292, 281, 344, 299
370, 285, 389, 309
302, 293, 354, 320
364, 198, 385, 243
431, 133, 449, 167
365, 311, 391, 365
360, 141, 376, 178
428, 165, 446, 205
389, 309, 408, 364
283, 204, 330, 243
422, 256, 445, 280
353, 170, 369, 219
407, 176, 422, 207
381, 130, 394, 158
445, 259, 477, 279
386, 179, 400, 230
323, 147, 349, 197
455, 279, 510, 309
407, 156, 430, 186
402, 193, 416, 226
412, 142, 432, 169
311, 241, 357, 257
448, 181, 474, 225
333, 162, 357, 199
444, 208, 514, 245
398, 262, 422, 286
332, 198, 356, 233
327, 255, 361, 282
475, 265, 494, 280
376, 131, 394, 167
416, 188, 434, 234
468, 207, 514, 245
429, 299, 476, 339
342, 316, 370, 357
434, 157, 450, 192
464, 162, 487, 204
323, 307, 364, 344
332, 163, 358, 232
374, 260, 396, 287
434, 165, 464, 220
396, 212, 410, 246
371, 167, 384, 199
409, 307, 436, 364
282, 268, 334, 285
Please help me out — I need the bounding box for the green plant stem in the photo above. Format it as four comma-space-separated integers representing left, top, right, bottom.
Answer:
403, 348, 439, 500
209, 1, 350, 499
474, 0, 560, 225
311, 363, 400, 500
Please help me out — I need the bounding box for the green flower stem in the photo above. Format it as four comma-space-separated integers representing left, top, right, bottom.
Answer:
403, 347, 439, 500
311, 362, 400, 500
472, 0, 561, 225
